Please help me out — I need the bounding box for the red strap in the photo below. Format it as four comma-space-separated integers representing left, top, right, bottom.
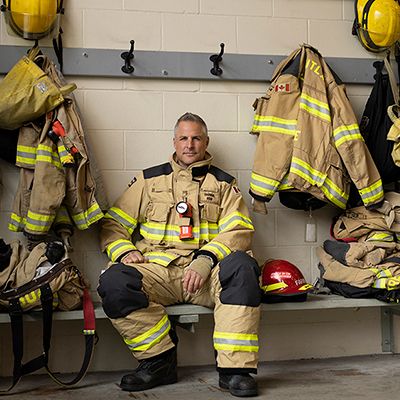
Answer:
82, 288, 96, 333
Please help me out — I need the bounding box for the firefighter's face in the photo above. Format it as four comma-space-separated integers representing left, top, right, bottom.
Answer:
174, 121, 209, 167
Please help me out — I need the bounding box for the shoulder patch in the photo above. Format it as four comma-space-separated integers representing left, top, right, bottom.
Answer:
143, 163, 173, 179
128, 177, 137, 187
208, 165, 235, 184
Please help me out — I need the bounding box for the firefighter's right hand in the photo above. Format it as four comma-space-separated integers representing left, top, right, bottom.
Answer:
121, 250, 148, 264
183, 256, 213, 293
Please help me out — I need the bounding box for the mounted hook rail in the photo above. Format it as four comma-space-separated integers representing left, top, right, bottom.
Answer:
121, 40, 135, 74
209, 43, 225, 76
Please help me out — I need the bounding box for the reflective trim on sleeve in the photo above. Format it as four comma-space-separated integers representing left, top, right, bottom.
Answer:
252, 115, 298, 135
333, 124, 364, 147
36, 144, 62, 169
124, 315, 171, 352
218, 211, 254, 232
213, 331, 259, 353
105, 207, 138, 235
200, 241, 231, 261
16, 145, 37, 168
300, 93, 331, 122
250, 172, 280, 198
8, 213, 26, 232
72, 203, 104, 230
106, 239, 137, 262
54, 205, 72, 225
25, 210, 55, 233
359, 179, 384, 206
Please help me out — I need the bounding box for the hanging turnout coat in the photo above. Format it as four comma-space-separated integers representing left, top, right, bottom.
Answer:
249, 44, 384, 210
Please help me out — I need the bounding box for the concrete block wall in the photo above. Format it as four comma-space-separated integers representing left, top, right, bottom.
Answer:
0, 0, 396, 375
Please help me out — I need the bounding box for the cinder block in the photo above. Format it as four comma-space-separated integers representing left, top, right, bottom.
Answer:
84, 10, 161, 50
124, 0, 198, 13
201, 0, 272, 16
274, 0, 342, 20
163, 14, 236, 52
101, 170, 141, 205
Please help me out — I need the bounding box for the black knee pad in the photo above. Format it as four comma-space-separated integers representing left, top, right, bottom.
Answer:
219, 251, 261, 306
97, 263, 148, 318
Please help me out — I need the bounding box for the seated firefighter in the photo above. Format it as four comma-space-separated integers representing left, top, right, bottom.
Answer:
97, 112, 262, 397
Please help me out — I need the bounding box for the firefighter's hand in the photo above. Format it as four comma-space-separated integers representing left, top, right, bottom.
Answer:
121, 250, 148, 264
183, 256, 213, 293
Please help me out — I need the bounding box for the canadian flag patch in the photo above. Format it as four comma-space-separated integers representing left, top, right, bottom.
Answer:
274, 83, 290, 92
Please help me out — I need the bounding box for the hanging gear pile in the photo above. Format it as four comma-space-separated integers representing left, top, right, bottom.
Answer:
0, 46, 104, 248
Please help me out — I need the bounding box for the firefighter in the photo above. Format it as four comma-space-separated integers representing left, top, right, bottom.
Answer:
98, 112, 262, 397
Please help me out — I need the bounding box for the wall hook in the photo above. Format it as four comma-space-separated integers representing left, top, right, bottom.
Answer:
121, 40, 135, 74
209, 43, 225, 76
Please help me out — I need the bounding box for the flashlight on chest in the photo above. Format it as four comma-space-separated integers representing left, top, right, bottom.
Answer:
176, 201, 194, 240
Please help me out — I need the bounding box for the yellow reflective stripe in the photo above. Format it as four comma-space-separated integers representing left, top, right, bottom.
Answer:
366, 232, 394, 242
16, 145, 37, 167
83, 330, 95, 335
300, 93, 331, 122
106, 239, 137, 262
333, 124, 364, 147
145, 252, 178, 267
54, 205, 72, 225
213, 331, 259, 353
71, 203, 104, 230
218, 211, 254, 232
252, 115, 298, 135
8, 213, 26, 231
260, 281, 287, 292
298, 283, 313, 291
26, 210, 54, 233
250, 172, 280, 198
36, 144, 62, 169
201, 241, 231, 261
291, 157, 347, 209
359, 179, 384, 205
124, 315, 171, 352
105, 207, 137, 235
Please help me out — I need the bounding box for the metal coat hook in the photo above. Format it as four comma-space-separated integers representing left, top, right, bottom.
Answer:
121, 40, 135, 74
209, 43, 225, 76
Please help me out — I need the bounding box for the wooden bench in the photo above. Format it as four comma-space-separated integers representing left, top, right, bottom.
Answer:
1, 294, 400, 352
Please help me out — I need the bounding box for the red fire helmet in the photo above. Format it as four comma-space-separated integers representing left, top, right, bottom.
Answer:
261, 259, 313, 297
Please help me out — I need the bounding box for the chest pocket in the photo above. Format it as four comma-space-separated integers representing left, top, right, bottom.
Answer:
199, 189, 221, 242
143, 202, 173, 244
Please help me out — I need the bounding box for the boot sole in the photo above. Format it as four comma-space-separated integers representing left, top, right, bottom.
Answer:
219, 380, 258, 397
120, 373, 178, 392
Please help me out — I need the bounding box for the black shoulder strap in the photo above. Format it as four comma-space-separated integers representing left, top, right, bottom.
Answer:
0, 287, 96, 393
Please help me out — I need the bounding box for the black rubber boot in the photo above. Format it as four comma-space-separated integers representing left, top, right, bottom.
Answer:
120, 347, 177, 392
219, 373, 258, 397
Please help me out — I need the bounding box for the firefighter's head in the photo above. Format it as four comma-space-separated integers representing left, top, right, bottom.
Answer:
173, 112, 209, 168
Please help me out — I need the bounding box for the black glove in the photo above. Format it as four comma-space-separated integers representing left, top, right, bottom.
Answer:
45, 241, 65, 264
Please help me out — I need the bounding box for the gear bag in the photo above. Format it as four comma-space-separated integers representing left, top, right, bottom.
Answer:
359, 52, 400, 184
0, 239, 96, 393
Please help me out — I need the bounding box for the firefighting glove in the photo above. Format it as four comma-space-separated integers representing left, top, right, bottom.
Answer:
186, 255, 214, 281
45, 241, 65, 265
252, 199, 268, 215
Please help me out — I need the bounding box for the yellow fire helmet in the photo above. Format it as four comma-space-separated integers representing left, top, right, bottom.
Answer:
1, 0, 62, 40
353, 0, 400, 52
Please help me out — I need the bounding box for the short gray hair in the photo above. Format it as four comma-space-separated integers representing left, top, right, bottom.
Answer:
174, 112, 208, 136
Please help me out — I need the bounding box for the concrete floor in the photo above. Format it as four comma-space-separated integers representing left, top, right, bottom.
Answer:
1, 354, 400, 399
